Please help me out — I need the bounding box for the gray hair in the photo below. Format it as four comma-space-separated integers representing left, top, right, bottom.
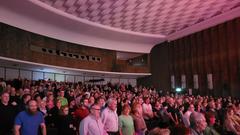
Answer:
189, 112, 205, 128
107, 98, 116, 106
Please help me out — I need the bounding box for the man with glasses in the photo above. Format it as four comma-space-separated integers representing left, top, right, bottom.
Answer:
79, 104, 107, 135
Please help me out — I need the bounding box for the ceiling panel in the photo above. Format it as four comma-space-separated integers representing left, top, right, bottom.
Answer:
37, 0, 240, 35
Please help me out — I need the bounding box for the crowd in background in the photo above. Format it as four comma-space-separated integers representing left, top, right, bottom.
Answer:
1, 78, 240, 135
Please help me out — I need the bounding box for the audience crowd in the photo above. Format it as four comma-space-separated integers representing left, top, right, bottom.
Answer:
1, 78, 240, 135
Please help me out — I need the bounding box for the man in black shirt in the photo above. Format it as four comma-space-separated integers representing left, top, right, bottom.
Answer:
0, 91, 18, 135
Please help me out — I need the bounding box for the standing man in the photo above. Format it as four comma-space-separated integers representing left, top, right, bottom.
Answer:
0, 91, 18, 135
14, 100, 46, 135
102, 98, 119, 135
79, 104, 107, 135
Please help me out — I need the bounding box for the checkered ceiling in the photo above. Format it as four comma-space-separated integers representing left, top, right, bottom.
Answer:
38, 0, 240, 36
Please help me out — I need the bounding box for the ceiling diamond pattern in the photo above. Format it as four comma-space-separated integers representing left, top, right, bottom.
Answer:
38, 0, 240, 35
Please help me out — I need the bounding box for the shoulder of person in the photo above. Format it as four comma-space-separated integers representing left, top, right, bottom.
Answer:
102, 107, 110, 113
16, 111, 27, 118
37, 111, 45, 116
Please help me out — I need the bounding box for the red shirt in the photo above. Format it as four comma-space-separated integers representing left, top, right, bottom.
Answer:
74, 107, 89, 121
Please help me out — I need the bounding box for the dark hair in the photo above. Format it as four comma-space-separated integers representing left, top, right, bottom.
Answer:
143, 96, 149, 102
26, 99, 37, 105
59, 105, 69, 116
22, 94, 31, 100
80, 97, 88, 104
0, 91, 9, 96
205, 112, 215, 124
162, 102, 168, 107
183, 103, 190, 113
96, 96, 104, 104
34, 94, 41, 100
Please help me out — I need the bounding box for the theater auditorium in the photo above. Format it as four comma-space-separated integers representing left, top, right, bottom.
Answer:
0, 0, 240, 135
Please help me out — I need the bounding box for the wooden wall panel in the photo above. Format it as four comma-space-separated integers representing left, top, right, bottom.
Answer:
184, 37, 192, 88
227, 20, 240, 97
165, 17, 240, 97
210, 27, 221, 96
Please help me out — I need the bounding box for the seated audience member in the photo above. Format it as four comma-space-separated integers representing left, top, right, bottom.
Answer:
183, 103, 195, 127
14, 100, 46, 135
158, 102, 172, 128
57, 106, 76, 135
195, 102, 202, 113
215, 101, 224, 126
118, 104, 135, 135
0, 91, 18, 135
102, 98, 119, 135
148, 127, 170, 135
132, 103, 147, 135
79, 104, 107, 135
152, 101, 161, 127
167, 97, 179, 125
235, 103, 240, 116
224, 106, 240, 135
204, 112, 220, 135
176, 105, 185, 125
189, 112, 207, 135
